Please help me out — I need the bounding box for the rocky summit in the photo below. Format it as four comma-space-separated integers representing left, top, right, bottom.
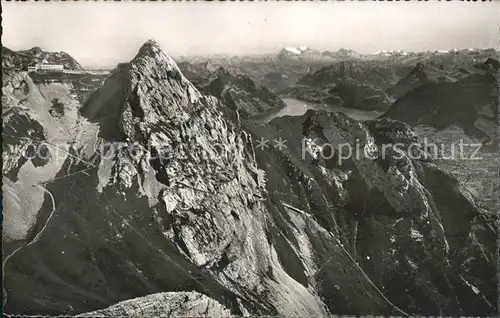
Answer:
2, 40, 498, 317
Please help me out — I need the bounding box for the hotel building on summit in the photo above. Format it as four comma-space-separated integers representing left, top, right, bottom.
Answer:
28, 61, 64, 72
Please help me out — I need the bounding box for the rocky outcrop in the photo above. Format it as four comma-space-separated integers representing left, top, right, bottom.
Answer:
327, 82, 390, 111
177, 63, 288, 119
78, 292, 231, 317
476, 58, 500, 73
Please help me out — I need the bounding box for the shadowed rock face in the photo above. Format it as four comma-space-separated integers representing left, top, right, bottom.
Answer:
177, 60, 217, 89
3, 41, 497, 317
2, 110, 48, 182
384, 72, 499, 143
176, 63, 288, 120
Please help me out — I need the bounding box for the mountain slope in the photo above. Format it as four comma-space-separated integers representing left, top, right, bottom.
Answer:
322, 48, 362, 60
2, 66, 99, 243
3, 41, 497, 317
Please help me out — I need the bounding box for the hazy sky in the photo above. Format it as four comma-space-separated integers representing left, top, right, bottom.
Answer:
3, 1, 499, 67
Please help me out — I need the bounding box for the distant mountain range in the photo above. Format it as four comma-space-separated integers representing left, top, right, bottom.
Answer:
278, 47, 362, 61
276, 46, 500, 62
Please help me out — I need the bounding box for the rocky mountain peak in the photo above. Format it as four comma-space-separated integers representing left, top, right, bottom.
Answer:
131, 40, 184, 76
82, 40, 203, 141
134, 40, 163, 58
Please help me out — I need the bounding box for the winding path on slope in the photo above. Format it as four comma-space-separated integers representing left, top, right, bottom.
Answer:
2, 183, 56, 308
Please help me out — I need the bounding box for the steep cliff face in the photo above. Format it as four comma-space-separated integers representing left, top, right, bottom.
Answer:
3, 41, 497, 317
78, 292, 232, 317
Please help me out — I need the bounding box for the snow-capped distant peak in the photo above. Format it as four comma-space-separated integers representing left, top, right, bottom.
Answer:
284, 47, 302, 55
372, 49, 406, 56
283, 46, 309, 55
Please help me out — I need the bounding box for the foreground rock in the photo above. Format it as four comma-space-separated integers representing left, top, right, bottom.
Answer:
78, 292, 231, 317
384, 70, 499, 144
